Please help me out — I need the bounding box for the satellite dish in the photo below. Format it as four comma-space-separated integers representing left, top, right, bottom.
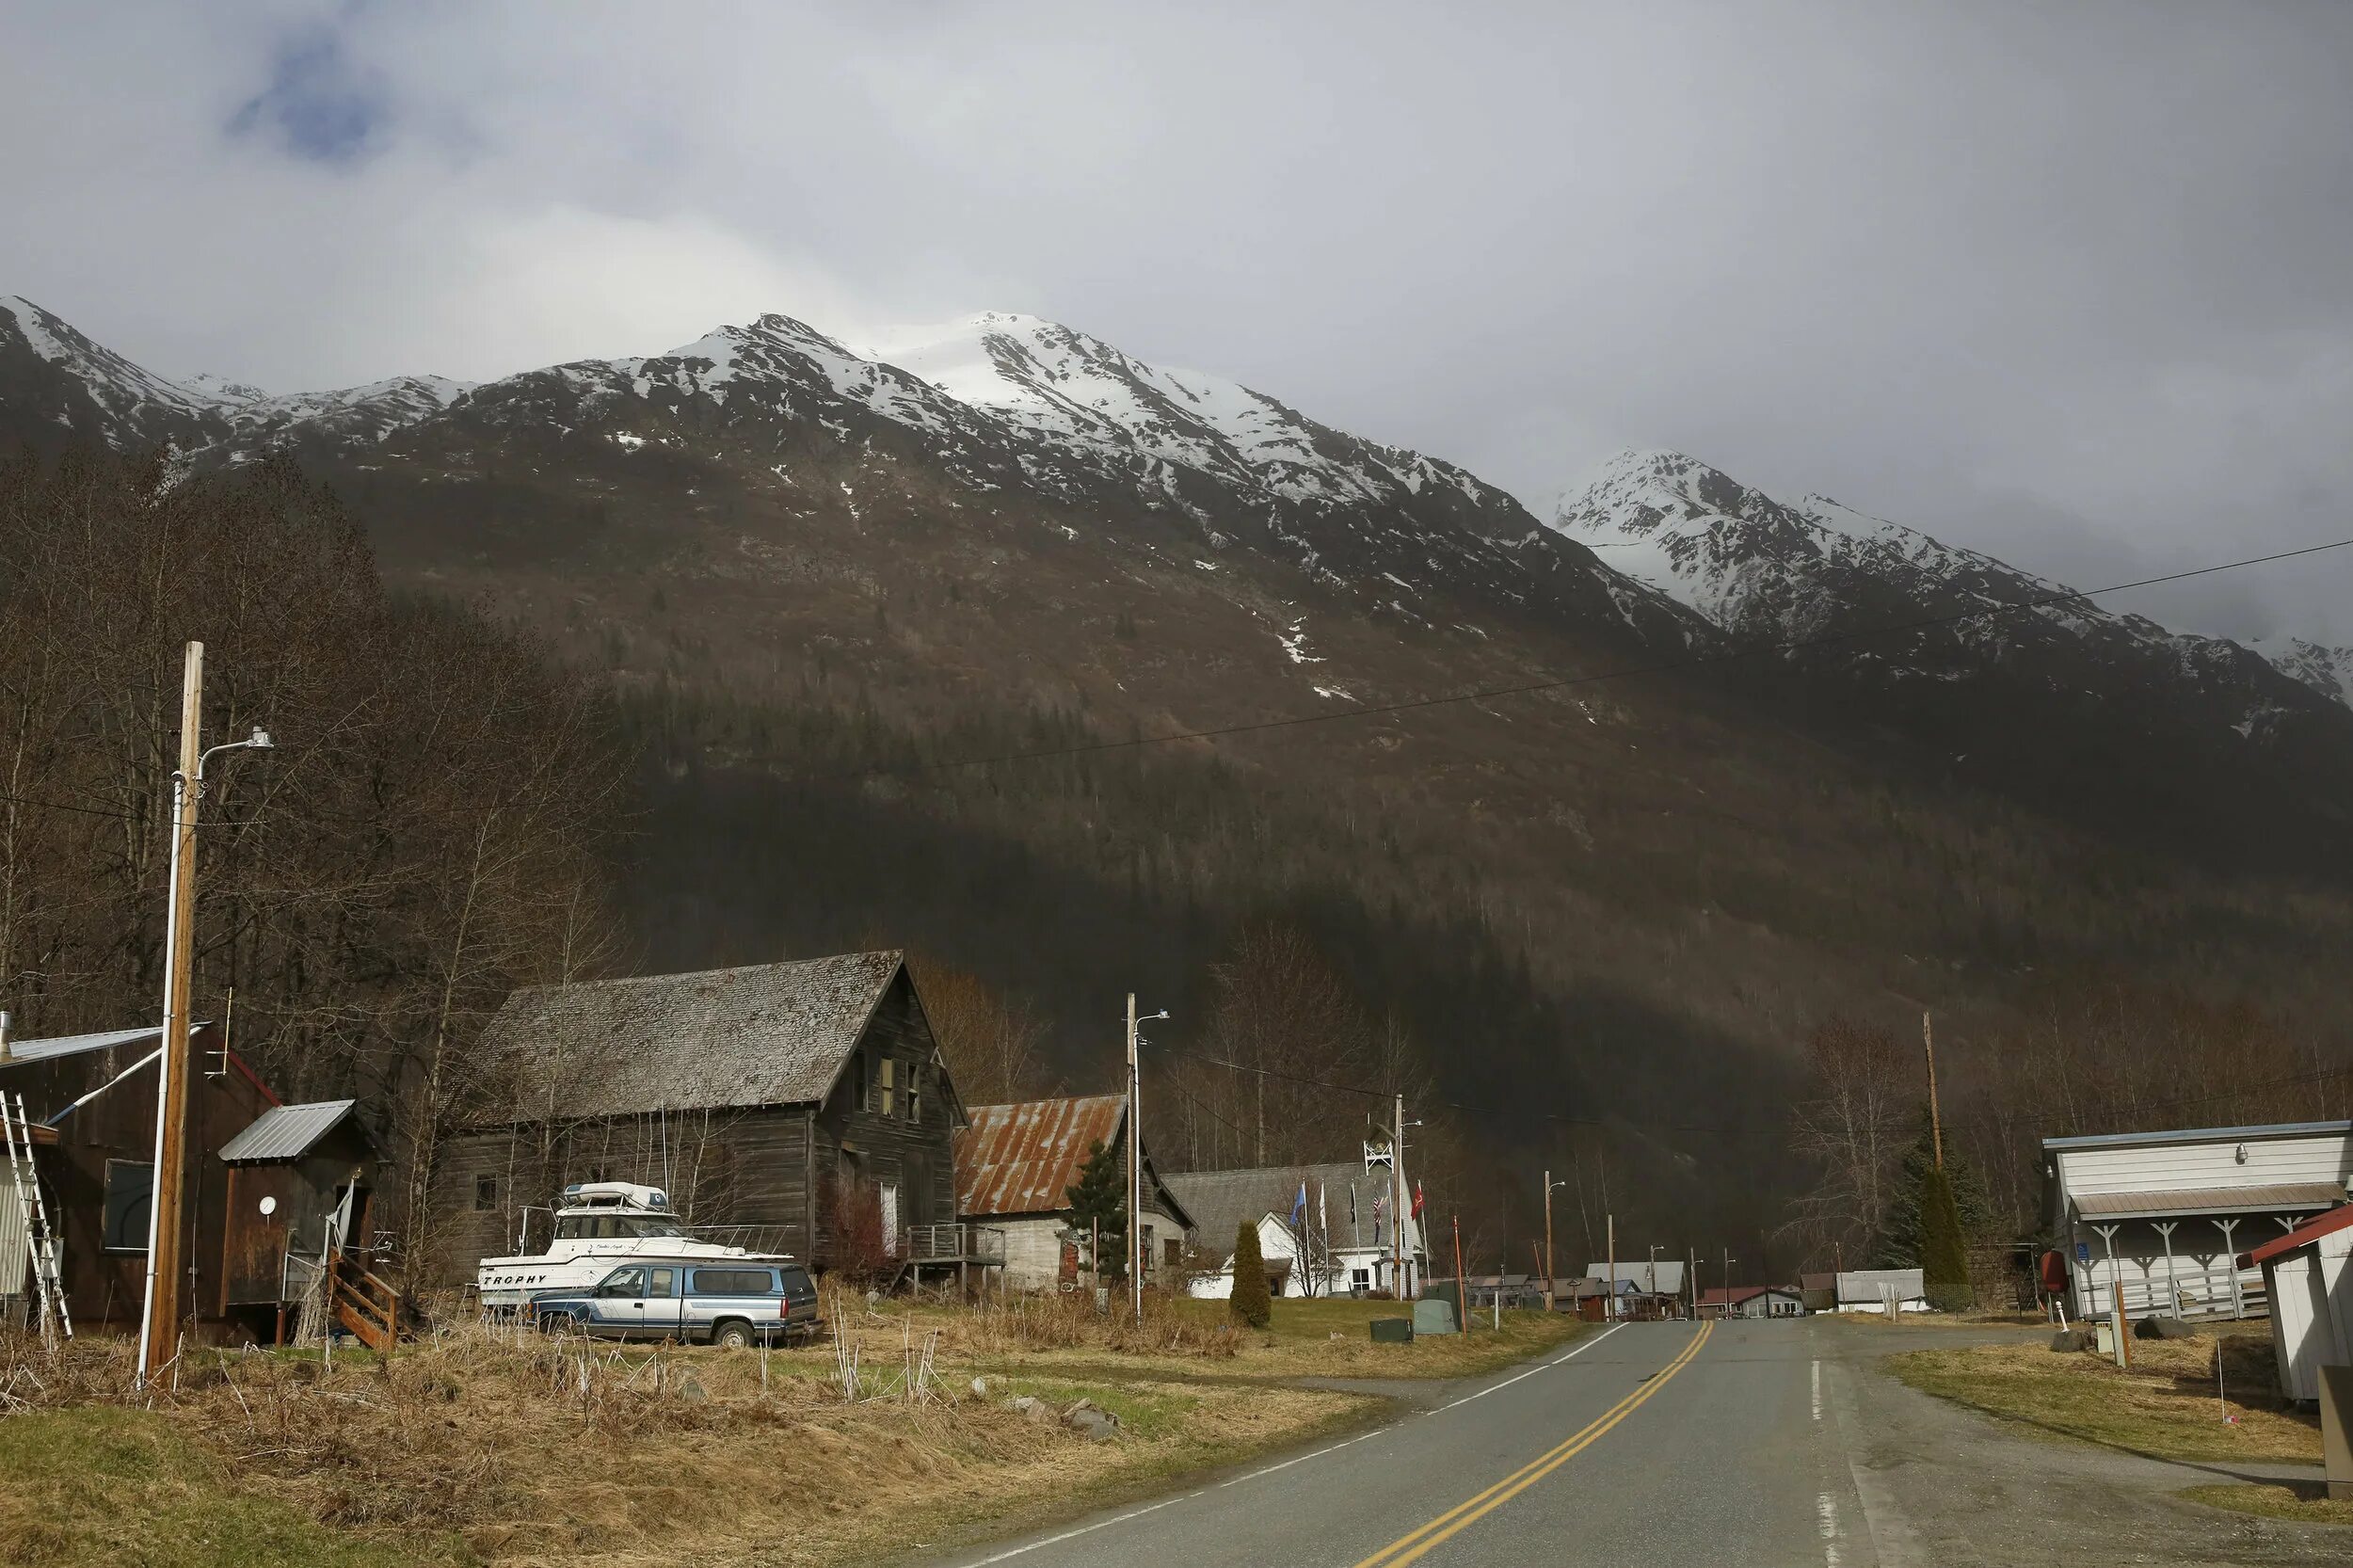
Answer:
258, 1195, 278, 1216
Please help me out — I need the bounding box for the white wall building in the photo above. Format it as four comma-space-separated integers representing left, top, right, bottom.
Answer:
2043, 1120, 2353, 1322
1834, 1268, 1929, 1314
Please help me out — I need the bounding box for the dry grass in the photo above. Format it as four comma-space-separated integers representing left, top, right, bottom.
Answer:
0, 1305, 1378, 1568
2179, 1482, 2353, 1527
1888, 1334, 2322, 1464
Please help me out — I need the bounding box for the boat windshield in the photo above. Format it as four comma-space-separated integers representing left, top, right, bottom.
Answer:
552, 1213, 688, 1241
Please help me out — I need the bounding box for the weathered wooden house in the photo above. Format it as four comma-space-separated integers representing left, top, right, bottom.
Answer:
434, 952, 969, 1283
953, 1095, 1193, 1291
0, 1021, 381, 1336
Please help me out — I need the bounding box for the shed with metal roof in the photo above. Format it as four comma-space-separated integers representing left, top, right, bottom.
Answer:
953, 1094, 1192, 1291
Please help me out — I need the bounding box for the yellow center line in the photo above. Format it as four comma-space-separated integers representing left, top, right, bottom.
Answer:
1351, 1320, 1715, 1568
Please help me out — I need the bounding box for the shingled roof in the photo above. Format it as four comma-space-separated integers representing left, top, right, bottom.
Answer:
467, 951, 906, 1126
1161, 1162, 1393, 1255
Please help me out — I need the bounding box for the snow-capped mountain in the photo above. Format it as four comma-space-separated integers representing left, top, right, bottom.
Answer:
1550, 448, 2335, 730
0, 296, 471, 459
2248, 636, 2353, 710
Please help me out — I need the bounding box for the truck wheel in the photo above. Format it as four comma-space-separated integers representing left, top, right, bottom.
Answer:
712, 1319, 755, 1350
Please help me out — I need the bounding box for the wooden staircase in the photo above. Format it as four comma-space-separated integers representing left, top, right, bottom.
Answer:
326, 1249, 401, 1352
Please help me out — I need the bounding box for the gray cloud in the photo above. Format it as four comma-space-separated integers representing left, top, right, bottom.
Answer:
3, 0, 2347, 638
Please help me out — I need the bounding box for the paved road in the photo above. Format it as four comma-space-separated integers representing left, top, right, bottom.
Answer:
930, 1317, 2344, 1568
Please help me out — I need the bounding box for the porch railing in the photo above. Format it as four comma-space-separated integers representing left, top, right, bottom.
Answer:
904, 1223, 1005, 1263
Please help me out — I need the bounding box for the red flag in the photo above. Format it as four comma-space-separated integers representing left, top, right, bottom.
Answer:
1411, 1181, 1425, 1218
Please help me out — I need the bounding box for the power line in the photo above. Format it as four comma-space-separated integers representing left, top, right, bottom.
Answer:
794, 536, 2353, 785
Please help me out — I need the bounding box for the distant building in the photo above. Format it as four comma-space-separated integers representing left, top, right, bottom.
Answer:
1834, 1268, 1928, 1314
1800, 1272, 1837, 1313
1700, 1284, 1804, 1319
952, 1094, 1192, 1291
1165, 1161, 1424, 1299
2042, 1120, 2353, 1322
1585, 1257, 1687, 1301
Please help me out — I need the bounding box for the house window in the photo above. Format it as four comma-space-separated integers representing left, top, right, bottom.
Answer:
905, 1065, 921, 1126
877, 1057, 897, 1118
1166, 1238, 1182, 1269
474, 1175, 499, 1211
103, 1160, 154, 1252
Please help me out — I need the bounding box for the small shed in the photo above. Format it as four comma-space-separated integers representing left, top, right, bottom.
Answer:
217, 1099, 390, 1343
1835, 1268, 1929, 1313
2243, 1206, 2353, 1405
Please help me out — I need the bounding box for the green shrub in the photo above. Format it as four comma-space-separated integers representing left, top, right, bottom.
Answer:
1229, 1222, 1272, 1329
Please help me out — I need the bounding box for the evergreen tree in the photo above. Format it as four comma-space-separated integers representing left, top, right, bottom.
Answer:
1874, 1113, 1992, 1269
1917, 1161, 1974, 1312
1230, 1220, 1273, 1328
1064, 1138, 1127, 1281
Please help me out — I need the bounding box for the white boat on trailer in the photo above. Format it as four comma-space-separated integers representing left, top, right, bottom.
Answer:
475, 1180, 795, 1312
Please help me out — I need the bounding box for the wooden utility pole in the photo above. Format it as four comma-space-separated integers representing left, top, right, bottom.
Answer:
1451, 1213, 1467, 1332
1923, 1011, 1945, 1170
1542, 1169, 1555, 1313
1125, 993, 1142, 1320
137, 641, 203, 1386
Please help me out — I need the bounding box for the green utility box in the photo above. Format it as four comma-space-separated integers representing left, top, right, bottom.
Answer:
1369, 1317, 1414, 1344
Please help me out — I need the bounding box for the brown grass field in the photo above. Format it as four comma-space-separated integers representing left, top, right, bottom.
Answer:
0, 1293, 1581, 1568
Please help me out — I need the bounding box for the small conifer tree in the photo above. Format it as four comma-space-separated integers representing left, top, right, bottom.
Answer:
1064, 1139, 1128, 1281
1230, 1220, 1273, 1329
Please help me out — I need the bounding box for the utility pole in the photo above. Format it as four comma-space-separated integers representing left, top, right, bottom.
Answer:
137, 642, 203, 1387
1689, 1247, 1697, 1320
1126, 993, 1141, 1320
1391, 1093, 1407, 1301
1542, 1169, 1555, 1313
1722, 1249, 1736, 1320
1607, 1211, 1617, 1322
1923, 1010, 1945, 1170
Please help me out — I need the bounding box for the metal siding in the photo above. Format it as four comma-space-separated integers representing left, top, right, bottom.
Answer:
2058, 1132, 2353, 1199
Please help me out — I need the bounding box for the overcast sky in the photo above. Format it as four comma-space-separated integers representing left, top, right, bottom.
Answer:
5, 1, 2349, 639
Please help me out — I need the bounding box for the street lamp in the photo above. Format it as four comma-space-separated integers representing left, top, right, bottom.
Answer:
1542, 1173, 1569, 1312
136, 639, 273, 1387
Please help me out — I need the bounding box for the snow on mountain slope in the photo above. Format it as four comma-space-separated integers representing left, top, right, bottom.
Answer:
2249, 636, 2353, 709
221, 374, 476, 447
860, 312, 1502, 516
0, 294, 230, 449
1547, 448, 2339, 735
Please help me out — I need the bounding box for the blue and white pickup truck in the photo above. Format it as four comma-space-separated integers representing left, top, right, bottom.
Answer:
530, 1258, 821, 1347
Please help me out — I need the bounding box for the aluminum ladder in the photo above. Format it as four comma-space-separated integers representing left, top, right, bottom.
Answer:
0, 1091, 69, 1344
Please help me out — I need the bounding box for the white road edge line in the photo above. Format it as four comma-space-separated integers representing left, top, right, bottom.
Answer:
1817, 1491, 1842, 1568
1425, 1320, 1627, 1416
949, 1320, 1627, 1564
959, 1490, 1207, 1566
1811, 1358, 1822, 1421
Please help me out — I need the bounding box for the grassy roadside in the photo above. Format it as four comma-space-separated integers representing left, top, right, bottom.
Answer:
2178, 1483, 2353, 1528
0, 1298, 1583, 1567
1887, 1334, 2321, 1465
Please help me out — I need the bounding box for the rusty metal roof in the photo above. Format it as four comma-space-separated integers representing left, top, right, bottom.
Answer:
2073, 1182, 2345, 1219
955, 1095, 1127, 1218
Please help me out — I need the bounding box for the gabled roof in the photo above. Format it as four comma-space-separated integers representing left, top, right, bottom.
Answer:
466, 952, 909, 1125
0, 1024, 166, 1064
1160, 1161, 1393, 1255
220, 1100, 380, 1164
1701, 1284, 1800, 1305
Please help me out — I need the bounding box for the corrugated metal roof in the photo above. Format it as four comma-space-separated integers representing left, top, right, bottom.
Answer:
2073, 1182, 2345, 1219
2042, 1120, 2353, 1152
0, 1024, 166, 1065
955, 1096, 1126, 1217
465, 952, 905, 1126
219, 1100, 370, 1163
